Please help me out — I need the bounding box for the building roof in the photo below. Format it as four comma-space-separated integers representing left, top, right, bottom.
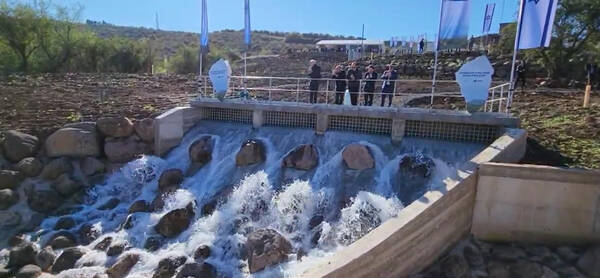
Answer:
316, 39, 385, 46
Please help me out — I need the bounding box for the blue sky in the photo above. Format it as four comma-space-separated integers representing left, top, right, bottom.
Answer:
53, 0, 519, 39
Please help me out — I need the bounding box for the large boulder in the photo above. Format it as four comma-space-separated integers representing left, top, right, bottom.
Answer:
97, 117, 134, 138
0, 189, 19, 210
396, 153, 435, 205
27, 189, 63, 213
282, 144, 318, 170
45, 128, 101, 157
134, 118, 155, 143
51, 174, 82, 196
8, 242, 38, 268
342, 144, 374, 170
2, 130, 39, 162
0, 210, 22, 227
189, 136, 213, 166
104, 135, 152, 163
235, 139, 266, 167
54, 217, 76, 230
40, 158, 73, 180
78, 223, 100, 245
158, 169, 184, 193
15, 264, 42, 278
16, 158, 43, 177
155, 203, 195, 238
0, 170, 24, 190
194, 245, 211, 260
128, 200, 152, 214
245, 229, 292, 273
152, 256, 187, 278
94, 237, 113, 251
175, 263, 217, 278
34, 246, 56, 272
106, 253, 140, 278
577, 245, 600, 278
80, 157, 105, 176
52, 247, 85, 274
47, 231, 77, 249
63, 121, 97, 133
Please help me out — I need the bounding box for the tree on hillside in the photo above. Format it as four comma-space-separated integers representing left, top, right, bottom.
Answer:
0, 1, 41, 72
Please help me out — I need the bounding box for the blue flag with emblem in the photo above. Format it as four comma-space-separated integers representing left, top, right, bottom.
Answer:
244, 0, 251, 49
483, 3, 495, 33
200, 0, 208, 52
437, 0, 471, 50
516, 0, 558, 49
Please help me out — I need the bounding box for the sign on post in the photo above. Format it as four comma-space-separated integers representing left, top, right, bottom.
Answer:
209, 59, 232, 101
456, 56, 494, 113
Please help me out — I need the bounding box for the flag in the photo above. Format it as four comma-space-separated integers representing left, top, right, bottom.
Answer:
437, 0, 471, 50
200, 0, 209, 52
244, 0, 251, 49
517, 0, 558, 49
482, 3, 495, 33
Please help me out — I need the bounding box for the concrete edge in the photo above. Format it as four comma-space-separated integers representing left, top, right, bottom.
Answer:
479, 162, 600, 184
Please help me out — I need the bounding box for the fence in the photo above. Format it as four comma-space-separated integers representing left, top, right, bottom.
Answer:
195, 75, 512, 114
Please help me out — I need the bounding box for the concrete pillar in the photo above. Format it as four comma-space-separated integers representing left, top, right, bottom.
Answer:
253, 110, 265, 129
391, 118, 406, 143
316, 113, 328, 135
154, 107, 185, 156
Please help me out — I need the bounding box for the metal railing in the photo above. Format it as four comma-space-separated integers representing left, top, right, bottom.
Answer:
484, 82, 511, 113
195, 75, 513, 114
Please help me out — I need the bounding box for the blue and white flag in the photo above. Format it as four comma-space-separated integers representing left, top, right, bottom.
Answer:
244, 0, 251, 49
517, 0, 558, 49
482, 3, 495, 33
200, 0, 209, 52
437, 0, 471, 50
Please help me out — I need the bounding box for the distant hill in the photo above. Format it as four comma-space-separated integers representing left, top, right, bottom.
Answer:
84, 21, 359, 58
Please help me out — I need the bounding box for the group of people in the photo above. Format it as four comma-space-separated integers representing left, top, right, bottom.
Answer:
308, 60, 398, 107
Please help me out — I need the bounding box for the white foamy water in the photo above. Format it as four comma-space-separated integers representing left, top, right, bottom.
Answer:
16, 121, 485, 277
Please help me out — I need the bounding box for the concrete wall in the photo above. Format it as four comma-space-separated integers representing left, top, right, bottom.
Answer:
154, 106, 203, 156
300, 128, 528, 278
472, 163, 600, 245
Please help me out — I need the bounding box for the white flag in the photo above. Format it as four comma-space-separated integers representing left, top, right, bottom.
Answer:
437, 0, 471, 50
482, 3, 495, 33
517, 0, 558, 49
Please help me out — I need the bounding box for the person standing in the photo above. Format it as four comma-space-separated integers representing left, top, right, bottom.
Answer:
419, 38, 425, 54
381, 64, 398, 107
308, 59, 321, 104
346, 62, 361, 105
363, 65, 378, 106
514, 60, 527, 92
332, 65, 347, 104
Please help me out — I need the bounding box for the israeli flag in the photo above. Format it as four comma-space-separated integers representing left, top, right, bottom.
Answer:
482, 3, 495, 33
200, 0, 208, 51
437, 0, 471, 50
517, 0, 558, 49
244, 0, 251, 48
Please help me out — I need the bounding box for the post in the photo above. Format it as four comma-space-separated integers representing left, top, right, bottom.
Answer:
296, 79, 300, 103
325, 79, 329, 104
508, 0, 526, 112
431, 0, 444, 108
243, 51, 248, 97
584, 84, 591, 108
268, 77, 272, 102
199, 51, 203, 96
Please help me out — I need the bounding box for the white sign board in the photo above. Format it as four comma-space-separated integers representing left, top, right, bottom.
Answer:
208, 59, 231, 101
455, 55, 494, 113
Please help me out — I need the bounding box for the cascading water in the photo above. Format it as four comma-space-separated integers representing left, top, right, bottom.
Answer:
20, 121, 485, 277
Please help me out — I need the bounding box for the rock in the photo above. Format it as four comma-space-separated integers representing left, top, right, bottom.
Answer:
80, 157, 105, 176
40, 158, 73, 180
22, 213, 45, 232
105, 253, 140, 278
308, 215, 324, 230
104, 136, 152, 163
63, 121, 97, 133
245, 228, 292, 273
342, 144, 374, 170
0, 210, 22, 227
441, 254, 470, 278
3, 130, 39, 162
9, 234, 26, 247
51, 174, 82, 196
463, 244, 485, 269
97, 116, 134, 138
128, 200, 152, 214
16, 264, 42, 278
155, 204, 195, 238
556, 246, 580, 263
0, 189, 19, 210
194, 245, 211, 260
152, 256, 187, 278
158, 169, 184, 193
0, 170, 24, 190
48, 233, 77, 249
175, 262, 217, 278
98, 198, 120, 210
78, 223, 100, 245
107, 243, 126, 257
189, 136, 213, 165
16, 158, 43, 177
34, 247, 56, 272
508, 260, 559, 278
54, 217, 76, 230
121, 214, 138, 230
144, 236, 162, 251
94, 237, 113, 251
396, 154, 435, 205
556, 266, 585, 277
201, 201, 216, 216
8, 242, 38, 268
134, 118, 155, 142
577, 245, 600, 278
0, 266, 10, 278
487, 261, 511, 278
45, 128, 101, 157
235, 139, 266, 167
492, 245, 527, 262
282, 144, 318, 170
52, 247, 85, 273
27, 189, 63, 213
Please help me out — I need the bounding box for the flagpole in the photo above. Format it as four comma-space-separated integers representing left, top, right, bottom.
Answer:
431, 0, 444, 108
508, 0, 525, 112
244, 50, 247, 95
